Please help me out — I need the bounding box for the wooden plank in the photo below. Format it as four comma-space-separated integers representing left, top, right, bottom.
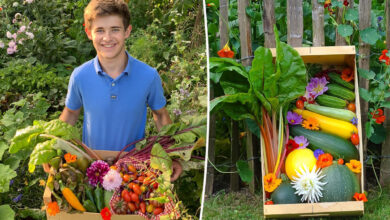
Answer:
380, 0, 390, 186
358, 0, 371, 191
287, 0, 303, 47
312, 0, 325, 46
263, 0, 276, 48
219, 0, 229, 47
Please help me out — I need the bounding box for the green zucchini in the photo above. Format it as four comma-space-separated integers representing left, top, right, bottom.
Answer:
316, 94, 347, 109
305, 103, 356, 122
328, 73, 355, 90
290, 125, 359, 162
326, 83, 355, 101
83, 199, 97, 212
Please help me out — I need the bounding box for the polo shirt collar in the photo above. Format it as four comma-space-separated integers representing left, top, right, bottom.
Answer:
93, 51, 132, 76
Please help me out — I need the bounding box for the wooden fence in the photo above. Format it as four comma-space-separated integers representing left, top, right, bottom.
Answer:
206, 0, 390, 196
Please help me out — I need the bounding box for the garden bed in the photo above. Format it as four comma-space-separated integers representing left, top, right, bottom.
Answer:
261, 46, 365, 218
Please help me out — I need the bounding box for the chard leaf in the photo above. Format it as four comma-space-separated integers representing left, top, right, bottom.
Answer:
159, 123, 180, 136
0, 205, 15, 220
220, 70, 249, 95
28, 139, 57, 173
0, 141, 8, 161
172, 132, 197, 144
150, 143, 172, 175
50, 138, 91, 161
9, 124, 44, 154
180, 160, 204, 171
41, 119, 80, 140
0, 164, 17, 193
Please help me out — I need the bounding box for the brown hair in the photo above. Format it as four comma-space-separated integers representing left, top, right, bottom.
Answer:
84, 0, 130, 30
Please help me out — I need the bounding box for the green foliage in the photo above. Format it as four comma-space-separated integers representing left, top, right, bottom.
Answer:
0, 205, 15, 220
0, 164, 17, 193
236, 160, 253, 183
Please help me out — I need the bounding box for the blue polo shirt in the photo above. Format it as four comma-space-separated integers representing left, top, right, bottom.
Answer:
65, 52, 166, 151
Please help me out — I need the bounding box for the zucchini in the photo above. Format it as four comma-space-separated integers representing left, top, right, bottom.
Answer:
326, 83, 355, 101
290, 125, 359, 162
293, 109, 358, 139
316, 94, 347, 109
305, 104, 356, 122
328, 73, 355, 90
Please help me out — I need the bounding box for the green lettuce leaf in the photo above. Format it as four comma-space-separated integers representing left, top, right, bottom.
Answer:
28, 139, 58, 173
0, 164, 17, 193
9, 124, 44, 154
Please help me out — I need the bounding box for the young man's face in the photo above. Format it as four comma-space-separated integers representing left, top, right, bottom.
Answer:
86, 15, 131, 61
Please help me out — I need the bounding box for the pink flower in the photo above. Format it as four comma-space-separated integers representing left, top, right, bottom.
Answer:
293, 136, 309, 149
7, 47, 16, 54
19, 26, 26, 32
8, 41, 16, 48
102, 169, 122, 191
12, 33, 17, 40
18, 39, 24, 44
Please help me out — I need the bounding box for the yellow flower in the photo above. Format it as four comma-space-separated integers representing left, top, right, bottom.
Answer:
346, 160, 361, 173
39, 179, 46, 186
302, 117, 320, 130
263, 173, 282, 193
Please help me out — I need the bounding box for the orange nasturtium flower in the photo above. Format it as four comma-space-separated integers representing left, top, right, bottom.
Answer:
302, 117, 320, 130
353, 192, 368, 202
263, 173, 282, 193
217, 42, 235, 58
47, 201, 60, 216
346, 159, 362, 173
316, 153, 333, 168
341, 68, 354, 82
64, 153, 77, 163
100, 207, 112, 220
379, 49, 390, 65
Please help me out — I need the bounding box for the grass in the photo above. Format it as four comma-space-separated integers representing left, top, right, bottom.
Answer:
202, 185, 390, 220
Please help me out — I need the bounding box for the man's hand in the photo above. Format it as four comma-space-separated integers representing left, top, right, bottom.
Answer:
42, 163, 51, 173
170, 160, 182, 182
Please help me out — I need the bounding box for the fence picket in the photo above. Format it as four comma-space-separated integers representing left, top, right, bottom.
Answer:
287, 0, 303, 47
312, 0, 325, 46
263, 0, 276, 48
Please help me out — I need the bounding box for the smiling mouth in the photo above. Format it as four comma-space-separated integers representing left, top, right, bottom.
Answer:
102, 44, 116, 48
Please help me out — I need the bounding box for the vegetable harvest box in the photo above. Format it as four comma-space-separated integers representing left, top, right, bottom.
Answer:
43, 150, 148, 220
261, 46, 365, 218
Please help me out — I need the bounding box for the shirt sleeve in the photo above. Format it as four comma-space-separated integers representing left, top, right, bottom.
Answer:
147, 70, 166, 110
65, 72, 83, 110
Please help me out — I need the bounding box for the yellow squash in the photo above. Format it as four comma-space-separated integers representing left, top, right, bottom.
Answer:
293, 109, 358, 139
60, 184, 86, 212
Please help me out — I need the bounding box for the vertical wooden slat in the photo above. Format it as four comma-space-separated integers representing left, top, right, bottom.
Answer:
312, 0, 325, 46
263, 0, 276, 48
287, 0, 303, 47
359, 0, 372, 190
219, 0, 229, 47
238, 0, 257, 193
380, 0, 390, 186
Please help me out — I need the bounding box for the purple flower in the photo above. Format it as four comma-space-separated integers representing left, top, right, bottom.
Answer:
314, 149, 325, 160
293, 136, 309, 149
287, 111, 303, 125
12, 194, 22, 203
173, 108, 182, 116
351, 117, 358, 125
306, 77, 329, 99
9, 180, 14, 185
378, 16, 383, 22
86, 160, 110, 187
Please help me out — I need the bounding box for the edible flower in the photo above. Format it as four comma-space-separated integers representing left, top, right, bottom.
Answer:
341, 68, 354, 82
102, 169, 122, 191
287, 111, 303, 125
64, 153, 77, 163
217, 42, 234, 58
353, 192, 368, 202
306, 77, 328, 99
302, 117, 320, 130
265, 200, 274, 205
379, 49, 390, 65
100, 207, 112, 220
371, 109, 386, 124
292, 165, 326, 203
343, 0, 349, 6
316, 153, 333, 168
47, 201, 60, 216
313, 149, 324, 160
346, 159, 362, 173
351, 117, 358, 125
86, 160, 110, 187
286, 139, 299, 156
263, 173, 282, 193
294, 136, 309, 149
324, 0, 331, 9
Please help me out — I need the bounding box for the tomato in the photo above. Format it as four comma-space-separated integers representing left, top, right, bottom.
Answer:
123, 174, 130, 182
128, 165, 137, 174
128, 182, 135, 190
121, 189, 131, 202
153, 182, 158, 189
137, 175, 145, 182
338, 158, 344, 165
150, 200, 162, 208
131, 192, 139, 203
143, 177, 151, 185
296, 99, 304, 109
153, 207, 163, 215
347, 103, 356, 112
351, 133, 359, 145
265, 200, 274, 205
140, 202, 146, 214
128, 202, 136, 212
129, 174, 137, 181
146, 204, 154, 213
133, 184, 142, 195
140, 185, 147, 193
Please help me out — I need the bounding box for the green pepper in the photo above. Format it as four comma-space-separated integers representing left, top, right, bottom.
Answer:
85, 185, 95, 205
94, 186, 104, 212
104, 190, 114, 209
83, 199, 97, 213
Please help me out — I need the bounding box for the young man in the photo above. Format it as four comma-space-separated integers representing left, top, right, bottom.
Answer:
57, 0, 181, 180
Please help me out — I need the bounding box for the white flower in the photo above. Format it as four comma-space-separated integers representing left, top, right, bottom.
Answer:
13, 2, 19, 7
26, 0, 34, 3
292, 165, 326, 203
26, 32, 34, 39
102, 169, 122, 191
6, 31, 12, 39
0, 41, 4, 48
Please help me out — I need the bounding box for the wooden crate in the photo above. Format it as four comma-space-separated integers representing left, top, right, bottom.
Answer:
262, 46, 364, 218
43, 150, 146, 220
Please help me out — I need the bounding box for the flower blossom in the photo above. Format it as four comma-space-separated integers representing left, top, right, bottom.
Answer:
217, 42, 234, 58
287, 111, 303, 125
26, 32, 34, 39
313, 149, 324, 160
100, 207, 112, 220
346, 159, 362, 173
302, 117, 320, 130
47, 201, 60, 216
371, 109, 386, 124
286, 139, 299, 156
379, 49, 390, 65
306, 77, 328, 99
86, 160, 110, 187
341, 68, 354, 82
64, 153, 77, 163
0, 41, 4, 48
294, 136, 309, 149
263, 173, 282, 193
26, 0, 34, 3
353, 193, 368, 202
102, 169, 122, 191
292, 165, 327, 203
316, 153, 333, 168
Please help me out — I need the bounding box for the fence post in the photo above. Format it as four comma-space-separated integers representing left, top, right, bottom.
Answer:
358, 0, 371, 191
380, 0, 390, 186
287, 0, 303, 47
312, 0, 325, 46
263, 0, 276, 48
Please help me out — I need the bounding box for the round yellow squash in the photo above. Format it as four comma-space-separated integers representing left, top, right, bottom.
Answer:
285, 148, 317, 180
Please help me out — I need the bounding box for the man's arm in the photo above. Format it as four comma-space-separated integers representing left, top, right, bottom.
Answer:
151, 107, 172, 131
59, 107, 81, 126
